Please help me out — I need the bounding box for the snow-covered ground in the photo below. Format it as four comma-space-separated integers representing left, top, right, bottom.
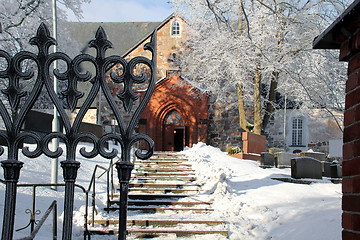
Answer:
0, 142, 342, 239
184, 142, 342, 240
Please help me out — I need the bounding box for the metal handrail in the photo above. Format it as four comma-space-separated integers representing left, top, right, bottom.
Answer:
0, 156, 121, 239
0, 180, 88, 240
0, 150, 131, 239
16, 200, 57, 240
87, 164, 107, 228
86, 156, 120, 228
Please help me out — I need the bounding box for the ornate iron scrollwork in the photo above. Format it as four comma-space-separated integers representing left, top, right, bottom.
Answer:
0, 23, 156, 240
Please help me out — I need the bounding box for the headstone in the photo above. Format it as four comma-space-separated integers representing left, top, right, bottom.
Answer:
242, 132, 266, 154
269, 148, 285, 154
260, 152, 275, 168
323, 162, 332, 177
22, 110, 103, 144
233, 132, 266, 161
276, 152, 298, 168
78, 122, 103, 139
300, 151, 326, 162
23, 110, 63, 133
291, 157, 323, 179
22, 110, 64, 144
330, 161, 342, 178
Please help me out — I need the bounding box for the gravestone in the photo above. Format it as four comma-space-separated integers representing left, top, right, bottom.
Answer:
330, 161, 342, 178
260, 152, 275, 168
300, 151, 326, 162
23, 110, 64, 134
323, 162, 332, 177
231, 132, 266, 161
242, 132, 266, 154
276, 152, 298, 168
23, 110, 103, 144
269, 148, 285, 154
78, 122, 103, 139
291, 157, 323, 179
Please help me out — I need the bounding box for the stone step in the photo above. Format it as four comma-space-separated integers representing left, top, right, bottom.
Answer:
130, 179, 194, 184
105, 206, 214, 213
110, 199, 211, 207
128, 194, 191, 200
135, 163, 193, 168
89, 219, 225, 227
126, 200, 212, 207
128, 188, 199, 194
136, 162, 191, 166
113, 193, 193, 200
130, 229, 229, 238
88, 229, 229, 237
140, 157, 188, 161
132, 172, 195, 177
131, 176, 196, 181
134, 168, 195, 172
151, 153, 186, 158
147, 158, 188, 161
129, 183, 202, 188
128, 200, 212, 206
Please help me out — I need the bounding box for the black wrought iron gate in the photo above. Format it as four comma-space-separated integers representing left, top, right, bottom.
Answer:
0, 23, 156, 240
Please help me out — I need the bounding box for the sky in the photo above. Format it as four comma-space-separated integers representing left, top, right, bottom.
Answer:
65, 0, 174, 22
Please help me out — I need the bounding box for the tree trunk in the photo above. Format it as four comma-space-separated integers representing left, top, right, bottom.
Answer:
253, 69, 262, 135
262, 71, 278, 131
237, 83, 251, 132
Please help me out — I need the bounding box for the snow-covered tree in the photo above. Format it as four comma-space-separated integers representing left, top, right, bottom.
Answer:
0, 0, 90, 110
170, 0, 349, 134
0, 0, 89, 53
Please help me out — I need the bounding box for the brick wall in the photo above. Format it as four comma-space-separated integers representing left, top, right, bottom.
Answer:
312, 3, 360, 238
339, 22, 360, 240
126, 16, 187, 81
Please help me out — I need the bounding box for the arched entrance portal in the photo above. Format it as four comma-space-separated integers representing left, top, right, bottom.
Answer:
163, 110, 188, 151
138, 70, 209, 151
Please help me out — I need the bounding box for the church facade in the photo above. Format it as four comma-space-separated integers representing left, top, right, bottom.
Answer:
68, 14, 342, 153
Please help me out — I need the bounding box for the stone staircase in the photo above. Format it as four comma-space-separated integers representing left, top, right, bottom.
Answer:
88, 152, 229, 239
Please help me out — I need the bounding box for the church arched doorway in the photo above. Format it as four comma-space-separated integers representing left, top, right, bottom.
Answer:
162, 110, 187, 151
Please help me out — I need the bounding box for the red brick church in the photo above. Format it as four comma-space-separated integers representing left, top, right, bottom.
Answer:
68, 14, 215, 151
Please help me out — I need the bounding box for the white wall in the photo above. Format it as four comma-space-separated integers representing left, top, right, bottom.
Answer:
329, 139, 343, 158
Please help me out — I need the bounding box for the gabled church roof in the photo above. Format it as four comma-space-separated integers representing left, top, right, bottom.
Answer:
66, 13, 176, 57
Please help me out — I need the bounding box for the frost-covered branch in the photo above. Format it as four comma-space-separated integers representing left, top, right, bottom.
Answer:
170, 0, 350, 133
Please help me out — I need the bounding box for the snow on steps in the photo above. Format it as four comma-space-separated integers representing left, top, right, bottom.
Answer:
88, 152, 229, 239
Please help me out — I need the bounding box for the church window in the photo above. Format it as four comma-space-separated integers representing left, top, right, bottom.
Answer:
292, 118, 303, 146
171, 21, 180, 35
164, 110, 184, 125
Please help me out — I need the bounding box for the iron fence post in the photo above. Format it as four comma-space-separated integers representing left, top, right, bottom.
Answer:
61, 161, 80, 240
115, 161, 134, 240
1, 160, 23, 240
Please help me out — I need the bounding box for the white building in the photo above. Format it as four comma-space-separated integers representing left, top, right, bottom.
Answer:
266, 108, 343, 154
